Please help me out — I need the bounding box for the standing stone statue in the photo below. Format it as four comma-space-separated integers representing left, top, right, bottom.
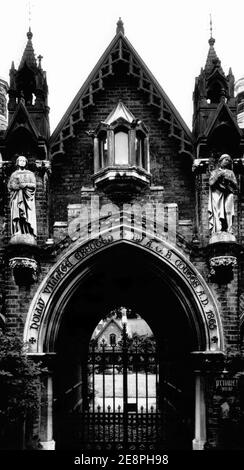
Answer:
208, 154, 237, 235
8, 155, 37, 238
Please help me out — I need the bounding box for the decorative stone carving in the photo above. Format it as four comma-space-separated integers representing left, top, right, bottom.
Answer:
9, 256, 39, 286
208, 154, 237, 238
8, 156, 37, 243
208, 231, 236, 245
209, 255, 237, 283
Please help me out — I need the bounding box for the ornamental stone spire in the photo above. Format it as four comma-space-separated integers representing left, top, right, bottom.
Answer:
116, 17, 124, 35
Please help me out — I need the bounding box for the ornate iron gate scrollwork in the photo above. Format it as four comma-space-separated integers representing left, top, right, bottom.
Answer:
81, 323, 161, 452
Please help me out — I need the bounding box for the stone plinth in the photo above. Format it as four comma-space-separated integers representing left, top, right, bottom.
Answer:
7, 234, 39, 286
9, 233, 37, 246
209, 232, 236, 245
207, 232, 238, 284
9, 257, 39, 286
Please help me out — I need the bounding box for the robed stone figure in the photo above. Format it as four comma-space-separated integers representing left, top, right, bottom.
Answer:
208, 154, 237, 235
8, 156, 37, 238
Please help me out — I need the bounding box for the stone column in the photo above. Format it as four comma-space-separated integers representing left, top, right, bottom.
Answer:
192, 158, 209, 245
129, 129, 136, 166
145, 136, 150, 172
108, 129, 114, 166
94, 137, 100, 173
192, 372, 206, 450
40, 369, 55, 450
165, 203, 178, 245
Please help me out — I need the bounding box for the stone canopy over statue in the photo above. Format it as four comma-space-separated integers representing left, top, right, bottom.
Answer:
208, 154, 237, 236
8, 156, 37, 240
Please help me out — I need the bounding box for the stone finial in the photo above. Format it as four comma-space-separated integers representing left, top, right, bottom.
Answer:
38, 55, 43, 69
208, 36, 215, 47
27, 27, 33, 40
116, 17, 124, 35
209, 14, 215, 46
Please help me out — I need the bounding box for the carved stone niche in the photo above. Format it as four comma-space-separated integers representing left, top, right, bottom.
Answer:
206, 235, 238, 284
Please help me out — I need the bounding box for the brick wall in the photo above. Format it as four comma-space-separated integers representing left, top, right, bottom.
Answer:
0, 44, 243, 451
51, 62, 195, 228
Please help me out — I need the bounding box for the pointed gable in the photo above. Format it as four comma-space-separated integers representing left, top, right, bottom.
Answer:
50, 26, 192, 158
5, 101, 40, 141
204, 101, 241, 139
93, 317, 123, 342
104, 101, 135, 125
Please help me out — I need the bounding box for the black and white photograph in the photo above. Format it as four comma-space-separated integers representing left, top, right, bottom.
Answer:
0, 0, 244, 466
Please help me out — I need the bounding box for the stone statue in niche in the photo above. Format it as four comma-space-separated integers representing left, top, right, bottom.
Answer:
8, 156, 37, 239
208, 154, 237, 235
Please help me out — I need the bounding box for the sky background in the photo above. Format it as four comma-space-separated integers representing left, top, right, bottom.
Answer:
1, 0, 244, 133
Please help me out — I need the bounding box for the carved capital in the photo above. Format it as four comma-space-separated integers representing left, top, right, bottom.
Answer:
209, 255, 237, 283
9, 256, 39, 286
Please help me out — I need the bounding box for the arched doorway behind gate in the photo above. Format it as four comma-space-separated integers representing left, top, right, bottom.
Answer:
52, 243, 199, 451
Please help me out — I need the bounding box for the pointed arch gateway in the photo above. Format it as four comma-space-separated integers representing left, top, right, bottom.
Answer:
24, 224, 224, 451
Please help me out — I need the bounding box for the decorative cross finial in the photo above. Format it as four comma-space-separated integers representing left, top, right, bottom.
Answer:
37, 55, 43, 69
116, 17, 125, 35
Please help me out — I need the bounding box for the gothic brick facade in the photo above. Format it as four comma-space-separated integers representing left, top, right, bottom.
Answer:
0, 19, 244, 451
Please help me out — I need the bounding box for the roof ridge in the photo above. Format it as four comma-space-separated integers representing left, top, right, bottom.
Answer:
50, 32, 192, 156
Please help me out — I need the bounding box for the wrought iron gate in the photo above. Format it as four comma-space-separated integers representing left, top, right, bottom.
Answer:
80, 324, 161, 452
54, 323, 194, 450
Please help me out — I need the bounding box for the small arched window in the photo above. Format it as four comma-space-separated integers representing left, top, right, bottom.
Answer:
135, 132, 146, 169
110, 333, 116, 347
207, 82, 224, 104
114, 131, 129, 165
98, 132, 108, 168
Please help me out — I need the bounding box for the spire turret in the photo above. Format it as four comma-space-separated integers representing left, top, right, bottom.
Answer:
204, 37, 224, 77
7, 29, 50, 144
19, 28, 37, 70
193, 25, 236, 145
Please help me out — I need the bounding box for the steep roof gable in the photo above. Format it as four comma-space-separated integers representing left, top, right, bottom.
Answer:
50, 27, 193, 158
4, 100, 40, 141
94, 317, 122, 342
204, 101, 241, 139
